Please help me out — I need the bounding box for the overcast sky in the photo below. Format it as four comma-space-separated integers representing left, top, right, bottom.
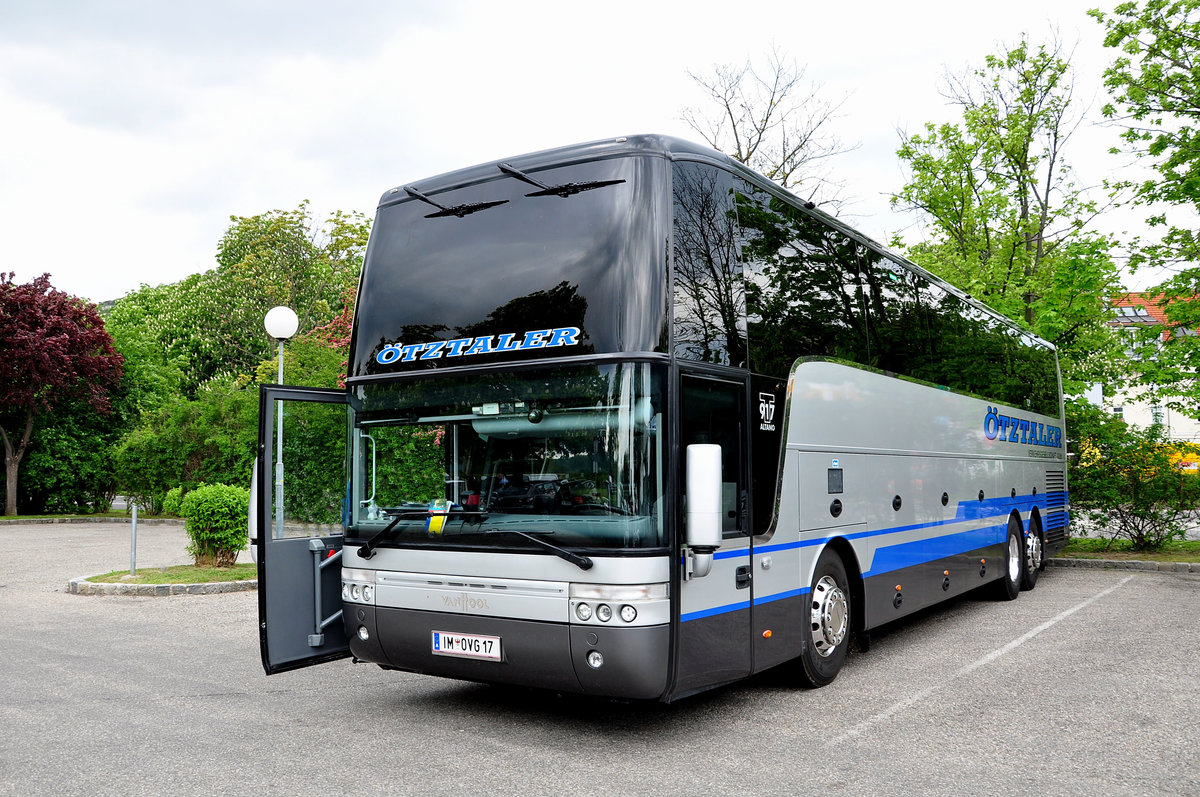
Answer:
0, 0, 1146, 304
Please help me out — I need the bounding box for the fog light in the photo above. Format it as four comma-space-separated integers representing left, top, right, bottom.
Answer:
619, 604, 637, 623
357, 625, 369, 641
586, 650, 604, 669
362, 585, 374, 603
575, 603, 592, 621
596, 603, 612, 622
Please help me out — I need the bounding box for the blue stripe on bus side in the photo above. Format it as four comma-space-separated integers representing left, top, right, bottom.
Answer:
680, 599, 751, 622
681, 492, 1068, 621
863, 522, 1007, 576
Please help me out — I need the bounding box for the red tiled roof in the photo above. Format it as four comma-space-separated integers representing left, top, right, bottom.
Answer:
1111, 292, 1170, 325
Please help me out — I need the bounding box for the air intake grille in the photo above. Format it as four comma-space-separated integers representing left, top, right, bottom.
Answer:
1043, 470, 1068, 544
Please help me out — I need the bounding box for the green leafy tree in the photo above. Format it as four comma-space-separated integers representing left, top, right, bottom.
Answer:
1067, 400, 1200, 550
112, 381, 258, 514
1, 273, 124, 515
892, 38, 1125, 393
106, 203, 369, 396
17, 398, 119, 514
1093, 0, 1200, 413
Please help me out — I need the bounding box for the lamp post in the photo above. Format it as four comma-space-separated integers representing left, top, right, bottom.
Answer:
264, 306, 299, 540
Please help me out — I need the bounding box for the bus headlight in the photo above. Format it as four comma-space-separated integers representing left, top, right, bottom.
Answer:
362, 585, 374, 603
619, 604, 637, 623
596, 604, 612, 622
351, 584, 361, 601
575, 603, 593, 621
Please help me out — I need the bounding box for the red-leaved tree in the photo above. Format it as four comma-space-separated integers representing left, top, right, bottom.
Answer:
0, 273, 124, 515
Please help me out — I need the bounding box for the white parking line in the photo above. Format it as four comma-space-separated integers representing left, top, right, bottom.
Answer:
833, 575, 1136, 744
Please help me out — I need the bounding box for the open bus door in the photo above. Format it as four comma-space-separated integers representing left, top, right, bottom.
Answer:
255, 385, 351, 675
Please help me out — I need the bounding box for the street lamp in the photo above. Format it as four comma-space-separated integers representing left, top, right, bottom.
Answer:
264, 306, 298, 539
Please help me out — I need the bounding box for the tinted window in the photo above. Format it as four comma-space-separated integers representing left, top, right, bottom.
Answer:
735, 178, 868, 378
857, 247, 1059, 415
671, 163, 746, 366
351, 156, 669, 377
734, 177, 1059, 415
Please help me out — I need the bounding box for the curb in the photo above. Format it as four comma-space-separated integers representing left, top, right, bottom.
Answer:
1, 517, 185, 526
1046, 557, 1198, 574
67, 575, 257, 596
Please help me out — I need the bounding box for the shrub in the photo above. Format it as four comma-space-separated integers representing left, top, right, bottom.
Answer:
1068, 400, 1200, 551
161, 486, 183, 516
180, 483, 250, 566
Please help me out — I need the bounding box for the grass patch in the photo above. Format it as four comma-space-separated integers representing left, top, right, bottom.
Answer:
88, 562, 257, 584
1060, 537, 1200, 563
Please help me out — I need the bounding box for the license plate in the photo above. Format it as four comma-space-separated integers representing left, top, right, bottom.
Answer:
431, 631, 502, 661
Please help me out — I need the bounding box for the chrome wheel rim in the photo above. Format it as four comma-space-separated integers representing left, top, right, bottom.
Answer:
1027, 531, 1043, 572
1007, 533, 1021, 583
810, 575, 848, 658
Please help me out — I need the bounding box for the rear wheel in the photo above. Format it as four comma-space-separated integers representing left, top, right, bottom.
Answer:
798, 549, 851, 688
1021, 516, 1043, 591
992, 515, 1023, 601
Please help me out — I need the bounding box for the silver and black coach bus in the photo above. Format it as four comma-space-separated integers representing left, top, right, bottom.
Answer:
254, 135, 1068, 699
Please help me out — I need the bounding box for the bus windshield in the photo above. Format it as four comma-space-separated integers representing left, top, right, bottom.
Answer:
348, 362, 665, 551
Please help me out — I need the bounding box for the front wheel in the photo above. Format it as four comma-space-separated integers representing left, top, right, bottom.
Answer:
798, 549, 851, 688
992, 514, 1024, 601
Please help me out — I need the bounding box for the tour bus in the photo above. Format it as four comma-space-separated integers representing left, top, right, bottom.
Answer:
253, 134, 1068, 699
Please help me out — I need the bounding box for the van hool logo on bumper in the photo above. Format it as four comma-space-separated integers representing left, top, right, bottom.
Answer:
376, 327, 582, 365
984, 406, 1062, 449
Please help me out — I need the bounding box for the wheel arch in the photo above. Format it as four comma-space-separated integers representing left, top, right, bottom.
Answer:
1027, 505, 1044, 538
821, 536, 865, 633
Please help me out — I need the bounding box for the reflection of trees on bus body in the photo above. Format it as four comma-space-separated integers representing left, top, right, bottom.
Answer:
724, 168, 1058, 415
671, 163, 746, 367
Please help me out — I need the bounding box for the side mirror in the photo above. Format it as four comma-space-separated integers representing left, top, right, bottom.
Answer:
685, 444, 723, 578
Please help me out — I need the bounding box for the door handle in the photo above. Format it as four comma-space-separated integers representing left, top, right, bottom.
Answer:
735, 564, 751, 589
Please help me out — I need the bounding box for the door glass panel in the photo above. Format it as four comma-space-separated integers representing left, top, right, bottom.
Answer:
680, 376, 745, 536
268, 397, 349, 537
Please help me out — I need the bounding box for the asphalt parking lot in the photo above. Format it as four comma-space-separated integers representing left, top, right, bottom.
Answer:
1, 521, 1197, 797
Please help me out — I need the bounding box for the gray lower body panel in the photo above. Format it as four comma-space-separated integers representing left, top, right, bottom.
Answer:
863, 543, 1006, 628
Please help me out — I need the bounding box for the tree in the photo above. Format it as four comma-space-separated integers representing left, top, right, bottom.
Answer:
105, 203, 370, 396
1093, 0, 1200, 413
111, 380, 258, 514
892, 37, 1125, 393
0, 273, 123, 515
682, 46, 853, 200
1067, 399, 1200, 550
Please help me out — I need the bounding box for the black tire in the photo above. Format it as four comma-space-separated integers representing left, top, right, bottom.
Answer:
798, 548, 851, 688
992, 514, 1024, 601
1021, 516, 1043, 591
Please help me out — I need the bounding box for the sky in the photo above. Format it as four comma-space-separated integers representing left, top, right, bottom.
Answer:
0, 0, 1152, 304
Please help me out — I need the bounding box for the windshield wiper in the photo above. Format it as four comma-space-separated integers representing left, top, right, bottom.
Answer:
358, 507, 489, 559
483, 528, 593, 570
498, 163, 625, 198
404, 186, 508, 218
